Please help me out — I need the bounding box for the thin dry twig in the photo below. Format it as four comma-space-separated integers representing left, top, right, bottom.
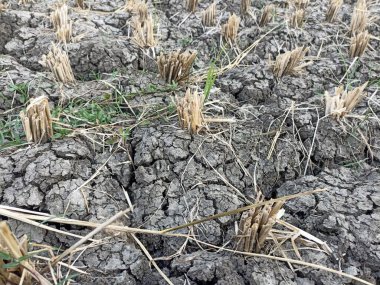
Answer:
19, 96, 53, 144
349, 30, 370, 57
325, 82, 368, 119
259, 4, 276, 27
271, 46, 310, 78
325, 0, 343, 22
202, 2, 216, 26
157, 50, 197, 83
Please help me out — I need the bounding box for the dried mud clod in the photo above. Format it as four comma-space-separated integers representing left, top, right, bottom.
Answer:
325, 0, 343, 22
259, 4, 275, 27
157, 50, 197, 83
271, 46, 310, 78
349, 30, 370, 57
325, 82, 368, 119
176, 88, 205, 134
289, 8, 305, 28
40, 43, 75, 83
221, 13, 240, 43
19, 96, 53, 144
202, 2, 216, 27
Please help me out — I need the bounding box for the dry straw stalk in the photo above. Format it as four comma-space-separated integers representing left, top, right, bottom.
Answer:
50, 3, 72, 43
187, 0, 198, 13
325, 82, 368, 119
157, 50, 197, 83
349, 30, 370, 57
202, 2, 216, 26
240, 0, 251, 15
176, 88, 205, 134
132, 15, 156, 48
272, 46, 310, 78
259, 4, 275, 27
289, 9, 305, 28
221, 13, 240, 42
350, 0, 368, 35
20, 96, 53, 144
236, 194, 285, 253
325, 0, 343, 22
40, 43, 75, 83
0, 1, 7, 12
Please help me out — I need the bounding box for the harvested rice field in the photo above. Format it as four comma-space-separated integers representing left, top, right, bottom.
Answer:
0, 0, 380, 284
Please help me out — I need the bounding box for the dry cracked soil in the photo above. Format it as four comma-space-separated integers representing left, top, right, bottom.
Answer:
0, 0, 380, 284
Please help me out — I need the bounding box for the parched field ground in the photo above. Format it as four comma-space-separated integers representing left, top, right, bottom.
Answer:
0, 0, 380, 284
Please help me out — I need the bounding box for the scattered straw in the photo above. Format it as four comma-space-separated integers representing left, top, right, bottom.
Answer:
186, 0, 198, 13
350, 0, 368, 35
289, 9, 305, 28
202, 2, 216, 26
259, 4, 275, 27
19, 96, 53, 144
50, 3, 72, 43
176, 88, 205, 134
325, 82, 368, 119
0, 1, 7, 11
221, 13, 240, 43
349, 30, 370, 57
325, 0, 343, 22
157, 50, 197, 83
40, 43, 75, 83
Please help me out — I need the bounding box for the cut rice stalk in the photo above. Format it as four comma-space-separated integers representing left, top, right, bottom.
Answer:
40, 43, 75, 83
20, 96, 53, 144
221, 13, 240, 42
349, 30, 370, 57
350, 0, 368, 35
157, 50, 197, 83
240, 0, 251, 16
289, 9, 305, 28
176, 88, 205, 134
325, 82, 368, 119
186, 0, 198, 13
259, 4, 275, 27
202, 2, 216, 26
271, 46, 310, 78
325, 0, 343, 22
